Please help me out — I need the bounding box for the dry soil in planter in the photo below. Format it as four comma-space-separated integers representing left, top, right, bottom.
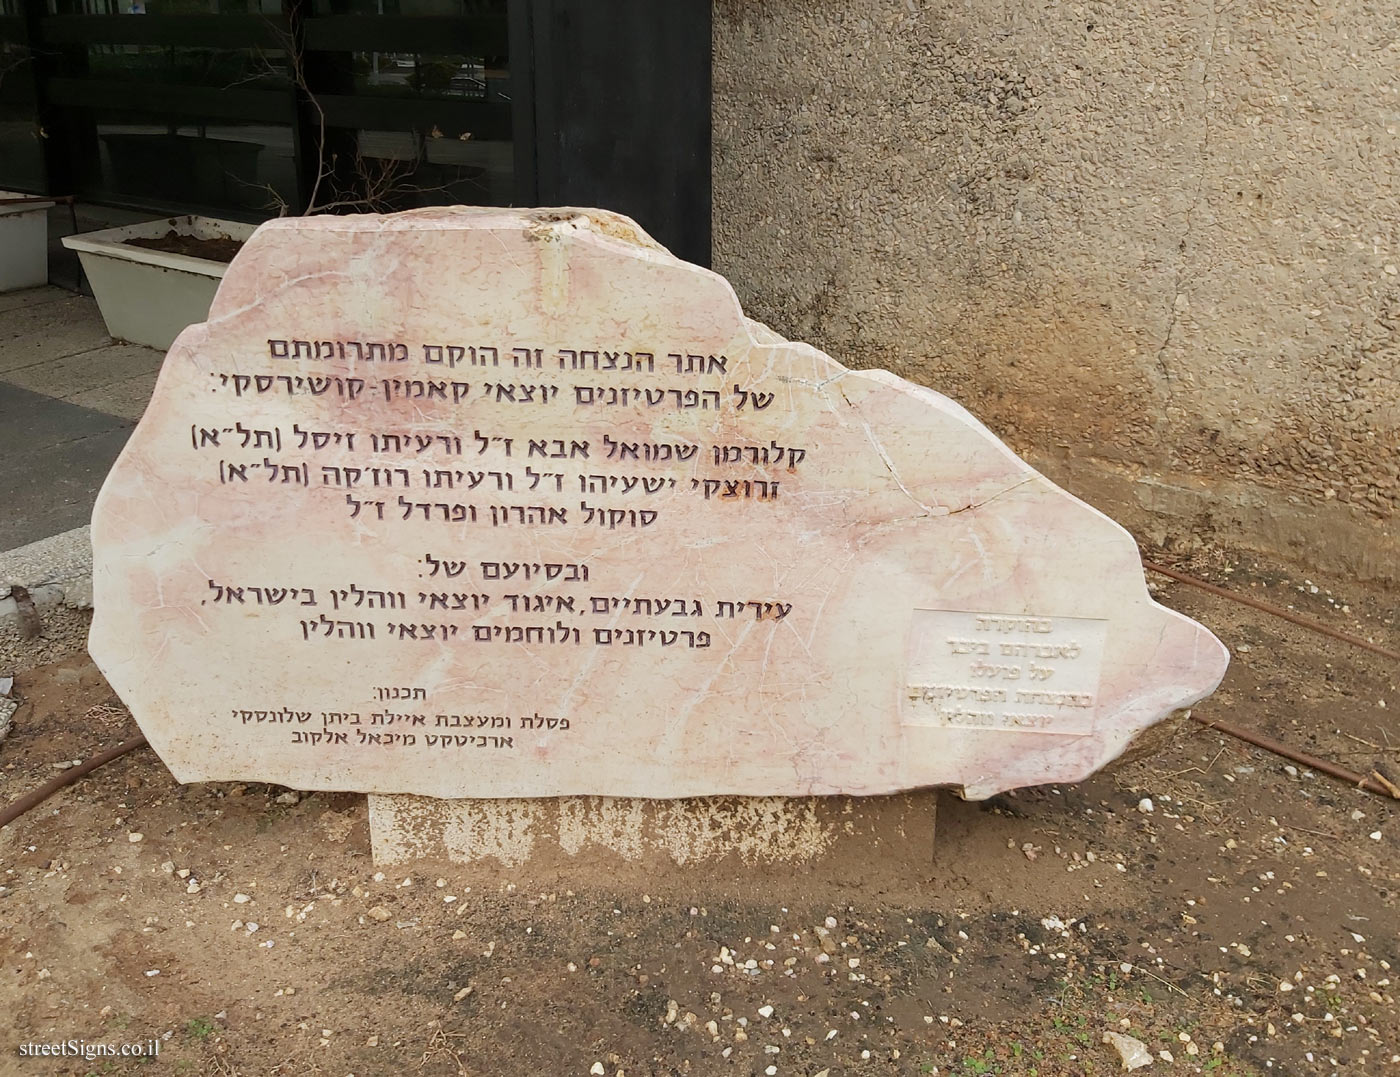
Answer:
123, 228, 244, 264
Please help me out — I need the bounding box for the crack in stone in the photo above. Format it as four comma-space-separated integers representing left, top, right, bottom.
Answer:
836, 381, 937, 515
836, 379, 1037, 521
208, 269, 351, 326
947, 475, 1036, 515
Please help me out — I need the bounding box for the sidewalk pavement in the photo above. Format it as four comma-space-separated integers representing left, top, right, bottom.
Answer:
0, 285, 164, 552
0, 285, 164, 670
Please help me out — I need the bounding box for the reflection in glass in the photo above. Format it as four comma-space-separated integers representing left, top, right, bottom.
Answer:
85, 114, 298, 214
350, 51, 508, 101
0, 40, 43, 191
46, 0, 281, 16
317, 126, 509, 210
7, 0, 514, 210
311, 0, 503, 16
86, 45, 290, 88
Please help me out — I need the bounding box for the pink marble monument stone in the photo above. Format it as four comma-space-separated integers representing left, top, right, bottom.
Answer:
88, 207, 1228, 801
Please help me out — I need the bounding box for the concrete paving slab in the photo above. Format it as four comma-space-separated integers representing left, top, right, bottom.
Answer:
0, 379, 129, 455
3, 342, 164, 402
0, 286, 72, 316
64, 370, 160, 423
0, 294, 110, 374
0, 383, 133, 549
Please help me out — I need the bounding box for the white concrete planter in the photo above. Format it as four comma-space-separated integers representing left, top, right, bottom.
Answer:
0, 192, 54, 293
62, 215, 257, 350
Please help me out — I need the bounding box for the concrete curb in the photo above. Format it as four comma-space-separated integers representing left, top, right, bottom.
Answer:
0, 525, 94, 629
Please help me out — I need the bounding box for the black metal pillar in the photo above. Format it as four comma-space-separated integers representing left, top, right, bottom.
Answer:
519, 0, 711, 267
17, 0, 96, 197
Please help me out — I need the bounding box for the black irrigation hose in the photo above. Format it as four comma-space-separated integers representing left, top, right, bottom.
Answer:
0, 735, 148, 830
1146, 557, 1399, 799
1190, 713, 1399, 801
1143, 559, 1399, 662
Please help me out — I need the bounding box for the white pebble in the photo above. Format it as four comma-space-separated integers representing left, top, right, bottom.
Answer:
1137, 798, 1155, 814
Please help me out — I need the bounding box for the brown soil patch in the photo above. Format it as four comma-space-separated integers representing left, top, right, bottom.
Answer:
123, 230, 244, 264
0, 546, 1395, 1076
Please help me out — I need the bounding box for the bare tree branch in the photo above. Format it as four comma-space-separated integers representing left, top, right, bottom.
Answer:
235, 23, 454, 216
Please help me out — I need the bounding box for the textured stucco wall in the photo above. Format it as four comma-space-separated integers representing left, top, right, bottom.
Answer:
713, 0, 1399, 578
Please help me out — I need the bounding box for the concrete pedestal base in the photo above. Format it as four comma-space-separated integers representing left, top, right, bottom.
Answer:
369, 792, 937, 884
